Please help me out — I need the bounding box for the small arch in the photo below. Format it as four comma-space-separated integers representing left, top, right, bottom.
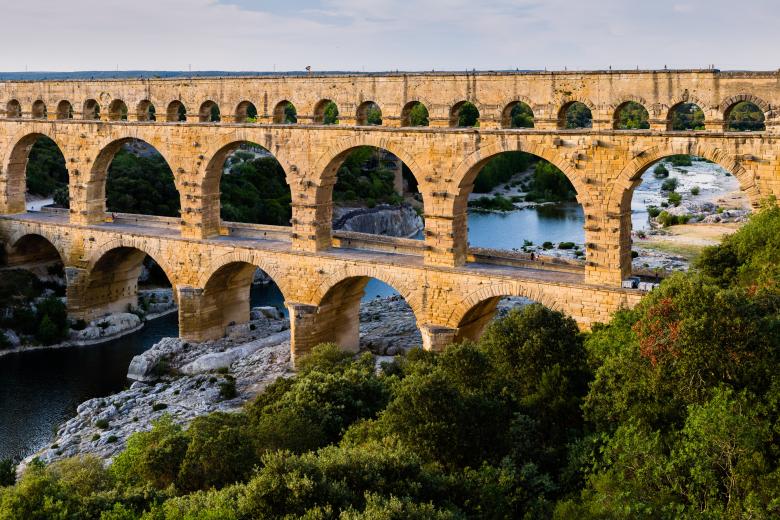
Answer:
234, 101, 258, 123
55, 100, 73, 120
558, 101, 592, 129
83, 99, 100, 120
5, 99, 22, 118
356, 101, 382, 126
667, 102, 705, 131
613, 101, 650, 129
108, 99, 128, 121
450, 101, 479, 127
199, 100, 221, 122
724, 101, 765, 132
136, 100, 156, 121
31, 100, 47, 119
401, 101, 429, 127
314, 99, 338, 124
502, 100, 534, 128
167, 100, 187, 122
4, 233, 66, 268
273, 100, 297, 124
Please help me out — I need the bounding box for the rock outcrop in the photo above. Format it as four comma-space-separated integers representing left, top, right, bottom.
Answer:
334, 205, 423, 238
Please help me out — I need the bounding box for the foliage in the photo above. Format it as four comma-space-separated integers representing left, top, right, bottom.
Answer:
671, 103, 705, 131
473, 151, 531, 193
525, 161, 576, 202
661, 177, 679, 192
468, 194, 515, 211
564, 102, 592, 129
333, 147, 403, 205
667, 154, 694, 167
25, 137, 68, 198
726, 101, 765, 131
0, 460, 15, 487
220, 152, 292, 226
456, 102, 479, 127
653, 163, 669, 178
106, 149, 180, 217
668, 191, 682, 206
408, 103, 429, 126
615, 101, 649, 129
322, 101, 339, 125
510, 102, 534, 128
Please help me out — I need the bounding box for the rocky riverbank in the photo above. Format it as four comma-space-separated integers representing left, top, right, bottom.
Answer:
334, 204, 423, 238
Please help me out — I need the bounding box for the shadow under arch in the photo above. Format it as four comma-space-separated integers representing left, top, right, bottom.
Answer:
1, 129, 68, 215
77, 242, 177, 320
3, 232, 66, 268
312, 270, 423, 352
85, 136, 179, 223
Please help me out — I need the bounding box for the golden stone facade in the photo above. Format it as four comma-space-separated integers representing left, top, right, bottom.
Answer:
1, 70, 779, 359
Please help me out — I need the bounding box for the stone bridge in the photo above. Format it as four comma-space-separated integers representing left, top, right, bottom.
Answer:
1, 70, 779, 359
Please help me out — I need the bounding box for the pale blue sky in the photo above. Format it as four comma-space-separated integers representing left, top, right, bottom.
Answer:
2, 0, 777, 72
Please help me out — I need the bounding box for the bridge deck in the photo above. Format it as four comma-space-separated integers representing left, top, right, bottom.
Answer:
9, 211, 587, 287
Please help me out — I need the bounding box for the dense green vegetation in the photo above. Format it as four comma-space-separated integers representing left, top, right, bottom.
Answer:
509, 102, 534, 128
220, 150, 292, 226
564, 102, 592, 129
0, 269, 68, 347
25, 137, 68, 200
407, 102, 429, 126
671, 103, 705, 131
615, 101, 650, 129
322, 101, 339, 125
105, 150, 180, 217
332, 147, 405, 206
525, 161, 577, 202
456, 102, 480, 127
726, 101, 765, 131
3, 201, 780, 518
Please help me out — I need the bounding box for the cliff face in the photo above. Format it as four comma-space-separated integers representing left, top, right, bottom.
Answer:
334, 205, 423, 238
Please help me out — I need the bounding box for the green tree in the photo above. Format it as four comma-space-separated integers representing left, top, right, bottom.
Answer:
456, 102, 479, 127
564, 102, 592, 129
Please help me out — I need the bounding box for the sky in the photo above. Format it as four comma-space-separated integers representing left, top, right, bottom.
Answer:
1, 0, 778, 72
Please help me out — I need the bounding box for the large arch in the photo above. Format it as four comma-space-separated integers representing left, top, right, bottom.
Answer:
446, 281, 563, 341
200, 136, 294, 236
84, 136, 179, 223
1, 130, 68, 215
3, 231, 67, 268
311, 268, 424, 352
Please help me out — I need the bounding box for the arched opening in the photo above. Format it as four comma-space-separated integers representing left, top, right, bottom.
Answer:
558, 101, 592, 129
613, 101, 649, 129
2, 134, 69, 215
326, 146, 423, 243
455, 296, 549, 344
0, 234, 68, 346
313, 276, 420, 355
108, 100, 128, 121
198, 262, 286, 340
668, 102, 705, 131
625, 153, 750, 279
724, 101, 765, 131
502, 101, 534, 128
356, 101, 382, 126
235, 101, 258, 123
81, 247, 175, 323
31, 100, 47, 120
462, 151, 583, 265
213, 142, 292, 228
199, 100, 221, 122
55, 100, 73, 120
83, 99, 100, 120
401, 101, 429, 127
88, 139, 179, 222
5, 99, 22, 118
450, 101, 479, 127
314, 99, 338, 124
273, 100, 297, 124
167, 100, 187, 122
136, 100, 156, 122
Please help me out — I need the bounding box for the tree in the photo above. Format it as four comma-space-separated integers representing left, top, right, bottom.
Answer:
408, 103, 429, 126
456, 102, 479, 127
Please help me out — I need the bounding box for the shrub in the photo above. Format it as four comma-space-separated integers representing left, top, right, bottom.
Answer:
0, 458, 16, 486
558, 242, 575, 250
690, 186, 700, 196
542, 241, 553, 249
661, 177, 679, 192
94, 419, 110, 430
647, 206, 661, 218
219, 377, 237, 400
653, 163, 669, 178
668, 191, 682, 206
152, 403, 168, 412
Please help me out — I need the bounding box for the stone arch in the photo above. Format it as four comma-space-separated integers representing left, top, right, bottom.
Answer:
5, 99, 22, 118
556, 97, 594, 129
610, 96, 650, 129
83, 237, 177, 286
4, 230, 68, 267
450, 100, 480, 127
451, 137, 593, 208
167, 100, 187, 122
314, 267, 422, 317
31, 100, 47, 119
199, 135, 294, 236
83, 99, 100, 120
273, 100, 297, 124
400, 100, 430, 127
1, 129, 68, 215
197, 250, 290, 298
85, 135, 179, 222
721, 95, 768, 131
234, 100, 257, 123
665, 97, 707, 130
446, 281, 562, 338
501, 98, 535, 128
356, 101, 382, 126
108, 99, 128, 121
136, 100, 156, 121
199, 100, 221, 122
313, 99, 338, 124
55, 100, 73, 120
